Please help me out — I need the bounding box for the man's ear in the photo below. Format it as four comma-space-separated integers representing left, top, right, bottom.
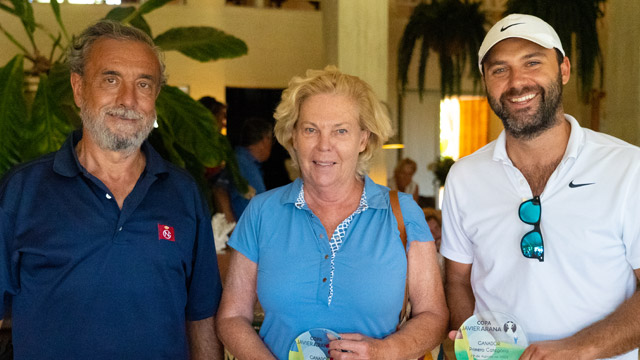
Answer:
560, 56, 571, 85
70, 72, 84, 108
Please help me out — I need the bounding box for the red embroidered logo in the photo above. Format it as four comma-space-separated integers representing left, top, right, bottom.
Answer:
158, 224, 175, 242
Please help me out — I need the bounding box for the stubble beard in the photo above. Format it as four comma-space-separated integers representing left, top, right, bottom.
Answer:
81, 104, 156, 155
488, 72, 564, 141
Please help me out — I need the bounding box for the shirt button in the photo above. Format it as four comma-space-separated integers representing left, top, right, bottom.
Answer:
322, 278, 327, 282
119, 227, 123, 231
319, 234, 324, 238
324, 255, 329, 260
106, 193, 112, 199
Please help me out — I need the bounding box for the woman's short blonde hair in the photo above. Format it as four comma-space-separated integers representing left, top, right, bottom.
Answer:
274, 66, 393, 176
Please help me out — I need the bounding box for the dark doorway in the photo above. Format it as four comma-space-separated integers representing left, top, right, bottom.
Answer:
226, 87, 292, 190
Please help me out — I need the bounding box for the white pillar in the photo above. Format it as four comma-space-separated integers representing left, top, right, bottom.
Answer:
323, 0, 390, 184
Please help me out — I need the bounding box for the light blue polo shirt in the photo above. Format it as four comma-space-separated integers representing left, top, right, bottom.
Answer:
228, 175, 432, 359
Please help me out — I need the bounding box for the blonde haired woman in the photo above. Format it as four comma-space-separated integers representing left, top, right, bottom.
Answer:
217, 67, 447, 359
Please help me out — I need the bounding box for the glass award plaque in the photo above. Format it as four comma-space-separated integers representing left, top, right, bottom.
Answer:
454, 312, 528, 360
288, 328, 341, 360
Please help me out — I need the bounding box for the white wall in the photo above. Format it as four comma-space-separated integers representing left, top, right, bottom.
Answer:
0, 0, 324, 102
601, 0, 640, 144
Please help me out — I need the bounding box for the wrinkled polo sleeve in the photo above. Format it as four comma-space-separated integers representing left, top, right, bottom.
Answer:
440, 167, 474, 264
398, 192, 433, 244
0, 207, 16, 319
0, 171, 22, 320
185, 190, 223, 321
227, 198, 260, 264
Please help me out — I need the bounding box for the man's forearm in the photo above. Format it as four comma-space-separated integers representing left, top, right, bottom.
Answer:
445, 282, 475, 330
571, 290, 640, 359
444, 261, 475, 330
187, 316, 223, 360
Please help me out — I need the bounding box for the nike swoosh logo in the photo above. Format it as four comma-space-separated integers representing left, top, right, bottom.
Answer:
569, 180, 595, 188
501, 23, 524, 32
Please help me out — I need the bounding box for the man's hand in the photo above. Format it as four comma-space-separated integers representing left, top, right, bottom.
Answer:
519, 339, 595, 360
328, 333, 386, 360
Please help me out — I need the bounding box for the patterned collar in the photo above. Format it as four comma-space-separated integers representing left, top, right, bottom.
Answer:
294, 180, 369, 305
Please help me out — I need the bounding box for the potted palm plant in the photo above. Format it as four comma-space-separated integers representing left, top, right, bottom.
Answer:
0, 0, 248, 195
428, 156, 455, 186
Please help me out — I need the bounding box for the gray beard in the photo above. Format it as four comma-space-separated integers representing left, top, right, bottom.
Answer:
81, 105, 155, 155
488, 72, 563, 140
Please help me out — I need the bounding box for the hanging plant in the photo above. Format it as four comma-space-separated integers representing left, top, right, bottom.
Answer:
504, 0, 606, 103
397, 0, 487, 100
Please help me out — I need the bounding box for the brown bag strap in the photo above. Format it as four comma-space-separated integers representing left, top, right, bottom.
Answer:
389, 190, 409, 326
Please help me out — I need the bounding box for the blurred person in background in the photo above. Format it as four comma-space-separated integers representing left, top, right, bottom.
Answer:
388, 158, 419, 202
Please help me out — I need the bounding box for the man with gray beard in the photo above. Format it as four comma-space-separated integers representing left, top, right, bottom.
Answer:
441, 14, 640, 360
0, 20, 223, 359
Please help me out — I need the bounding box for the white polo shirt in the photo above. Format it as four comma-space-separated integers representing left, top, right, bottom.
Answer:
441, 115, 640, 359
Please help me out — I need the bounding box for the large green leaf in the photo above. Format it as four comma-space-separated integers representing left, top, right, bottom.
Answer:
148, 122, 185, 168
115, 0, 173, 26
11, 0, 36, 38
0, 56, 28, 176
154, 27, 248, 62
136, 0, 174, 17
48, 63, 75, 107
46, 63, 82, 129
154, 86, 247, 193
49, 0, 69, 41
155, 85, 227, 167
24, 73, 74, 160
104, 6, 152, 37
0, 3, 16, 16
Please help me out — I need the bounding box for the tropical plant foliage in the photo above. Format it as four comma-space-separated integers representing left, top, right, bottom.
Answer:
397, 0, 487, 100
504, 0, 606, 103
428, 156, 455, 185
0, 0, 248, 195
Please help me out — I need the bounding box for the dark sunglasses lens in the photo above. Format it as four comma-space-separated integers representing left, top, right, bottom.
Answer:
519, 200, 541, 224
521, 231, 544, 261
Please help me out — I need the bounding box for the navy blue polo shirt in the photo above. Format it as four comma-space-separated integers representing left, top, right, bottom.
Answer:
0, 131, 222, 359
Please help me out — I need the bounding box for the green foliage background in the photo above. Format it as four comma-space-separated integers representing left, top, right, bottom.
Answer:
0, 0, 249, 201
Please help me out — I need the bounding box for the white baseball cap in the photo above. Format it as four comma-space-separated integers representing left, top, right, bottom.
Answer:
478, 14, 565, 74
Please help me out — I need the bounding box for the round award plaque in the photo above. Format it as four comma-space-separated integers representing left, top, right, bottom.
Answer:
288, 328, 341, 360
454, 312, 528, 360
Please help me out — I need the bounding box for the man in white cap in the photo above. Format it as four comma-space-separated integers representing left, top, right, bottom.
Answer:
441, 14, 640, 359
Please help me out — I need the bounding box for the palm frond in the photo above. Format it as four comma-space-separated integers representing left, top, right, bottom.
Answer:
397, 0, 487, 100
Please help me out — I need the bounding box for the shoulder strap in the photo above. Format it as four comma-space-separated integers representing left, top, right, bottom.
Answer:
389, 190, 410, 326
390, 190, 407, 248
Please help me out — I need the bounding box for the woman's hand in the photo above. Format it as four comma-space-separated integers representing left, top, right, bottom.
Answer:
328, 333, 388, 360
